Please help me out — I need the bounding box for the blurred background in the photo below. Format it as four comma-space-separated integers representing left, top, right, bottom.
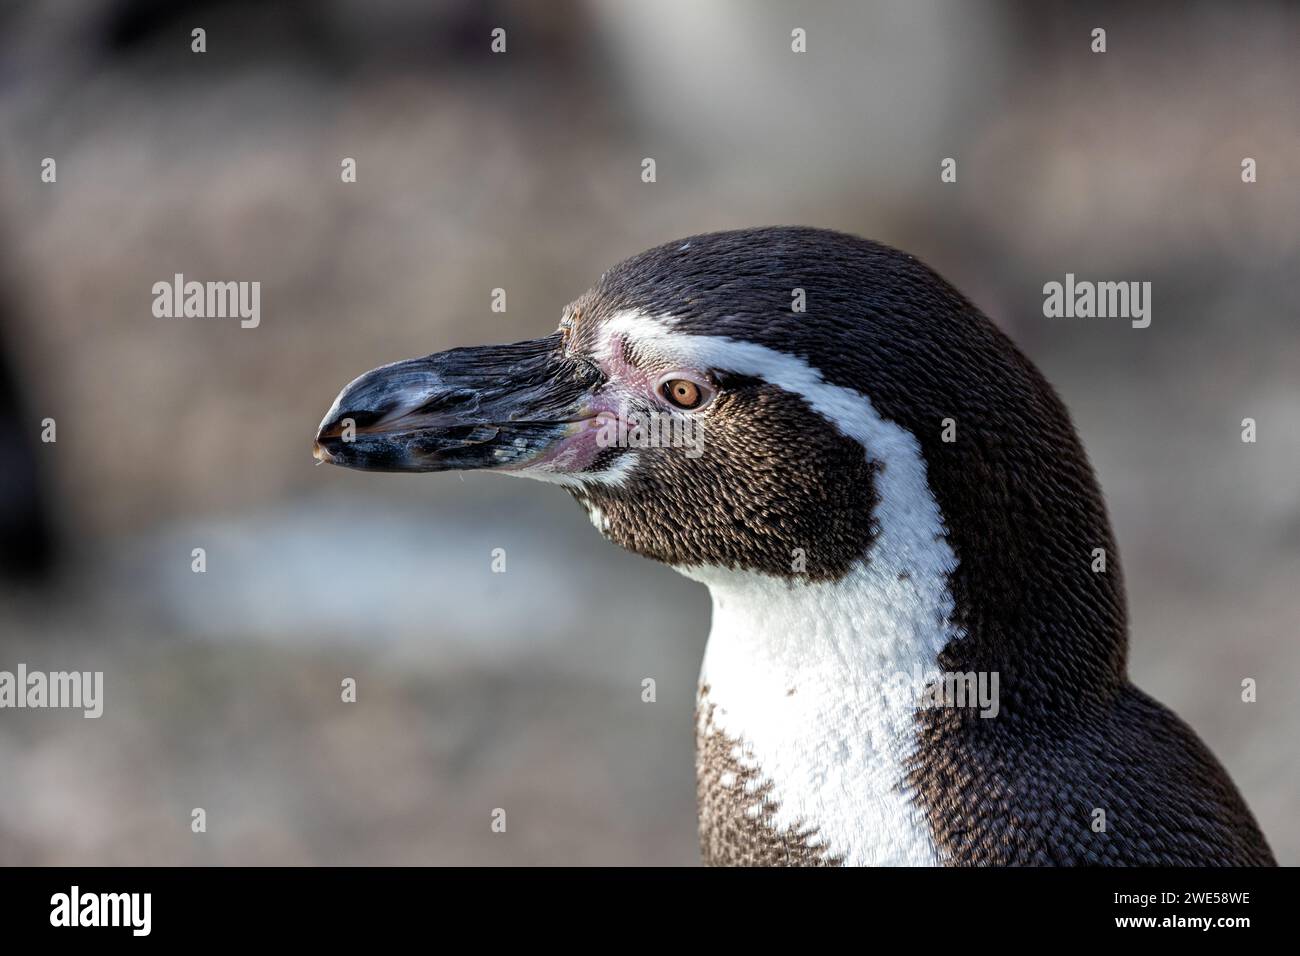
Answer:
0, 0, 1296, 864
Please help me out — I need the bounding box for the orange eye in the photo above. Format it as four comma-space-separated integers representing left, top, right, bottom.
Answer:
662, 378, 704, 410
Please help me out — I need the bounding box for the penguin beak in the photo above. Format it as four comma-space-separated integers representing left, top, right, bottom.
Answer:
313, 334, 605, 473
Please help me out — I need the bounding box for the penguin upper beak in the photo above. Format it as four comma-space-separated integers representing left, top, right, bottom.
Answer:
313, 334, 606, 473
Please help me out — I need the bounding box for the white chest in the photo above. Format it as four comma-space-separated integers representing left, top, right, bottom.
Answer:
692, 562, 955, 866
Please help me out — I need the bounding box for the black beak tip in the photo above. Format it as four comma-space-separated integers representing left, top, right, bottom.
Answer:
313, 411, 349, 465
313, 335, 585, 474
312, 435, 335, 464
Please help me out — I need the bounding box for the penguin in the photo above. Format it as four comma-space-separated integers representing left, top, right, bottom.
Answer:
314, 226, 1276, 866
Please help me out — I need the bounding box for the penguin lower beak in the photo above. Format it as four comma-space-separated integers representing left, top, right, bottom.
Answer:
313, 334, 606, 473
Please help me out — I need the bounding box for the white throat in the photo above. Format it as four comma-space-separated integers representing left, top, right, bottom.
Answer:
692, 561, 953, 866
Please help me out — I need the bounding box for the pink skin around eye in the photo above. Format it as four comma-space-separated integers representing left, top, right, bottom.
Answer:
505, 334, 708, 476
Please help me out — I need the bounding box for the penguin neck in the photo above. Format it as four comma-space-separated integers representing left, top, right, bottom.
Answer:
691, 556, 957, 694
687, 471, 1130, 723
910, 434, 1132, 712
688, 561, 953, 867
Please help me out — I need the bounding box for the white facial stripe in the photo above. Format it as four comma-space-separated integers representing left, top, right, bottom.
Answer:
602, 310, 960, 866
602, 311, 956, 594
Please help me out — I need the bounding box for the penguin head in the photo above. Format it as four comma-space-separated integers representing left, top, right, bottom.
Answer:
315, 227, 1123, 629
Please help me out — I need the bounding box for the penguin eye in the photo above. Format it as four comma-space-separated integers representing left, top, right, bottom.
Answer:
660, 377, 707, 410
